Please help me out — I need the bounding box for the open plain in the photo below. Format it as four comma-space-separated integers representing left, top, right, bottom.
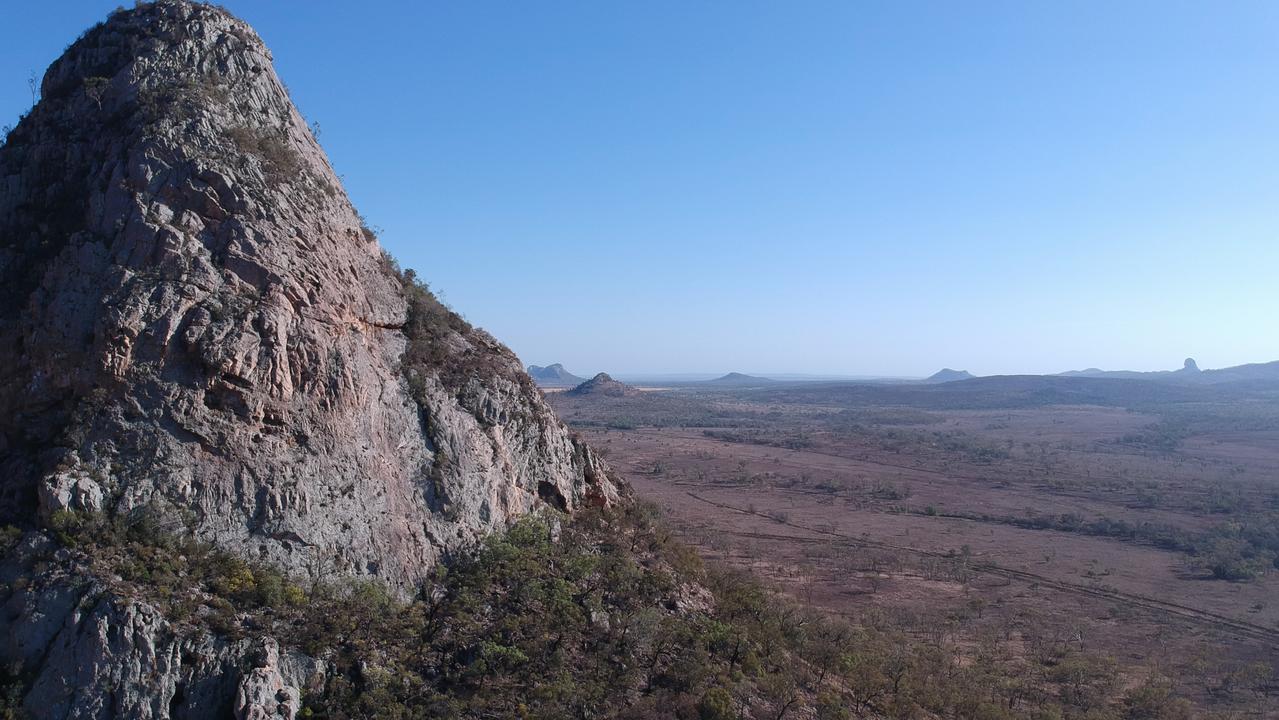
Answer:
551, 376, 1279, 717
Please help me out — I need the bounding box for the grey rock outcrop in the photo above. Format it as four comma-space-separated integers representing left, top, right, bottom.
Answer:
2, 537, 321, 719
0, 0, 619, 591
233, 639, 303, 720
0, 3, 623, 714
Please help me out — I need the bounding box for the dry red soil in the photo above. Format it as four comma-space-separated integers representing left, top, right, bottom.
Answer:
562, 396, 1279, 717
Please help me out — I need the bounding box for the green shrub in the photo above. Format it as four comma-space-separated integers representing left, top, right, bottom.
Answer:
0, 526, 23, 556
1122, 677, 1193, 720
1197, 536, 1272, 581
697, 687, 735, 720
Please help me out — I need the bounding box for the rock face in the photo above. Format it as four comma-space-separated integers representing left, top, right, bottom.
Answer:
2, 536, 321, 720
0, 2, 623, 716
0, 2, 618, 590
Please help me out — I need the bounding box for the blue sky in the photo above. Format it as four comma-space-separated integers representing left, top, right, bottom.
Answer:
4, 2, 1278, 376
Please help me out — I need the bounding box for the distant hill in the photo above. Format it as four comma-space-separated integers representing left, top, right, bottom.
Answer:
707, 372, 774, 387
1058, 358, 1279, 385
548, 374, 726, 428
926, 368, 975, 383
527, 363, 587, 387
1059, 357, 1200, 380
566, 373, 642, 398
1198, 360, 1279, 384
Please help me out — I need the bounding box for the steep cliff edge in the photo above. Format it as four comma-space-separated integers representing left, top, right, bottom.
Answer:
0, 0, 618, 588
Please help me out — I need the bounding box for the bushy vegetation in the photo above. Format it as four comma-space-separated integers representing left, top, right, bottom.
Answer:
1195, 528, 1278, 581
15, 503, 1196, 719
391, 263, 540, 408
702, 428, 815, 450
702, 422, 1013, 465
296, 505, 708, 718
227, 124, 302, 183
552, 395, 740, 430
904, 506, 1279, 581
1117, 418, 1191, 452
396, 265, 473, 396
43, 508, 309, 634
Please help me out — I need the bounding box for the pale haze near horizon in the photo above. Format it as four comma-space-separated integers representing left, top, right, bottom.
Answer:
3, 2, 1277, 377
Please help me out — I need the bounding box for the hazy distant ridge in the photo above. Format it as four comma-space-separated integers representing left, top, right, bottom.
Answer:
1057, 357, 1279, 385
707, 372, 775, 387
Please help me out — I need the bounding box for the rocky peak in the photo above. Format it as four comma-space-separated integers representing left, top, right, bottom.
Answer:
0, 0, 619, 591
567, 373, 641, 397
527, 362, 586, 386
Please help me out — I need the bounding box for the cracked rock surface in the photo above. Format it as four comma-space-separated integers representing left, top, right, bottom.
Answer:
1, 1, 623, 715
0, 0, 619, 591
1, 536, 325, 720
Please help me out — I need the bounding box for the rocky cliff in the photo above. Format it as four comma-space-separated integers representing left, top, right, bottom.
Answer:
0, 2, 620, 716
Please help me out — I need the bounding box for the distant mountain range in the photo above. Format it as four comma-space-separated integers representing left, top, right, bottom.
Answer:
527, 363, 587, 387
533, 359, 1279, 389
1057, 358, 1279, 385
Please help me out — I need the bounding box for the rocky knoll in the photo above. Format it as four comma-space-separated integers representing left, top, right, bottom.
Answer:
566, 372, 642, 398
0, 2, 618, 716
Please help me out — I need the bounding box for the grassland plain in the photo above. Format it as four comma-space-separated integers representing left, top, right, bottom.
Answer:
550, 376, 1279, 717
